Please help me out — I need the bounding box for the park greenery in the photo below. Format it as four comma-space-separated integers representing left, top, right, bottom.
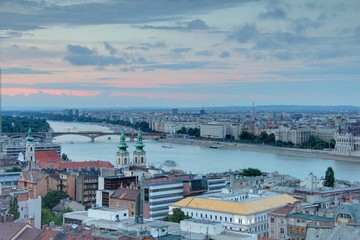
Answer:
163, 208, 191, 223
324, 167, 335, 187
2, 115, 50, 133
243, 168, 262, 177
8, 197, 20, 220
41, 190, 72, 226
176, 127, 200, 137
5, 167, 22, 172
238, 130, 334, 150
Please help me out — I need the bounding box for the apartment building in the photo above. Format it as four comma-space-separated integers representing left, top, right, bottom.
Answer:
200, 124, 226, 139
143, 181, 185, 220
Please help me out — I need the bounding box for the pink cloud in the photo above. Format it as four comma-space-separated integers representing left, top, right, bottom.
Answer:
2, 88, 100, 97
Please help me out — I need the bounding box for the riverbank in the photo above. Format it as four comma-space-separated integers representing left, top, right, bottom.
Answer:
158, 138, 360, 163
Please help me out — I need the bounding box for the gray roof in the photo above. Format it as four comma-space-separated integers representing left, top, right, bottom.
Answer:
289, 213, 333, 223
333, 202, 360, 223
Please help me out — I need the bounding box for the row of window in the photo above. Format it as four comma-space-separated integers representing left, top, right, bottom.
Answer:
149, 192, 183, 200
187, 211, 233, 223
149, 186, 183, 193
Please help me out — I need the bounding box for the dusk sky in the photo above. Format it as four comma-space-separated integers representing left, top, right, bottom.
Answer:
1, 0, 360, 109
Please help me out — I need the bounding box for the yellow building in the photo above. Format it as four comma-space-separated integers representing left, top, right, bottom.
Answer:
169, 193, 298, 238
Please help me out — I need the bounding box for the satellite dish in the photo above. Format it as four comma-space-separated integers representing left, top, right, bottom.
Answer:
151, 228, 159, 238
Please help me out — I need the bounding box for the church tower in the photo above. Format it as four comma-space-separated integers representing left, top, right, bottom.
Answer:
116, 130, 130, 167
133, 128, 146, 166
25, 127, 37, 170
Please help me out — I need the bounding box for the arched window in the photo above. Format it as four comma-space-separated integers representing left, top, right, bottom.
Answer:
141, 157, 144, 163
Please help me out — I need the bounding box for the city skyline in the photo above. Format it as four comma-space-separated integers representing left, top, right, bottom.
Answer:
1, 0, 360, 108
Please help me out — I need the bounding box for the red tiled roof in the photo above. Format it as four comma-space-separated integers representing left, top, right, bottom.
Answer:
269, 204, 295, 216
35, 150, 62, 169
0, 222, 35, 240
53, 160, 114, 170
110, 187, 140, 201
17, 227, 41, 240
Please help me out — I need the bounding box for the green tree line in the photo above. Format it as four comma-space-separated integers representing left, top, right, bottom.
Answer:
2, 115, 50, 133
176, 127, 200, 137
239, 130, 335, 150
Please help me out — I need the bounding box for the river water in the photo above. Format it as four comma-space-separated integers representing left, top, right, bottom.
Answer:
48, 121, 360, 182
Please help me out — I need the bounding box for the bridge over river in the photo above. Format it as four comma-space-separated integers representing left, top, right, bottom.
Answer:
3, 131, 161, 142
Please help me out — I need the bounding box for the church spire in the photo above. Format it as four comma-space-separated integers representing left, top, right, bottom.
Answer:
26, 127, 34, 142
117, 130, 128, 154
133, 128, 146, 166
134, 128, 145, 152
116, 130, 130, 167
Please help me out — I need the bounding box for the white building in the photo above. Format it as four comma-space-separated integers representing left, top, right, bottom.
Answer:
169, 193, 297, 238
200, 124, 226, 139
88, 207, 129, 221
63, 207, 129, 230
180, 219, 257, 240
18, 196, 42, 229
143, 181, 185, 220
334, 132, 360, 156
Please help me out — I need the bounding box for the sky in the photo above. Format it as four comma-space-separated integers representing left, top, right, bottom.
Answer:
1, 0, 360, 109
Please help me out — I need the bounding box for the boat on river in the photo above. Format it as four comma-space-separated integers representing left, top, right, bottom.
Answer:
162, 144, 173, 148
163, 160, 176, 166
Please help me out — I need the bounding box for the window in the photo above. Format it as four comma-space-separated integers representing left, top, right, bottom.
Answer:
225, 217, 227, 221
220, 216, 222, 221
230, 217, 232, 222
271, 217, 274, 223
280, 228, 284, 234
215, 216, 217, 220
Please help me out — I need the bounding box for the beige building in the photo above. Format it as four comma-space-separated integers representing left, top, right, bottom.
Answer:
170, 193, 298, 238
276, 127, 311, 145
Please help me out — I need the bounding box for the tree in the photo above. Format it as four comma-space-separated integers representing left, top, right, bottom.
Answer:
324, 167, 335, 187
5, 167, 22, 172
42, 190, 69, 210
243, 168, 262, 177
61, 153, 69, 161
41, 208, 55, 225
163, 208, 190, 223
8, 197, 20, 220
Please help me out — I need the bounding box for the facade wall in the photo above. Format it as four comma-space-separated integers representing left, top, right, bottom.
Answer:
335, 133, 360, 156
200, 124, 226, 139
109, 198, 136, 216
171, 206, 269, 237
269, 215, 288, 239
144, 182, 184, 220
18, 197, 42, 229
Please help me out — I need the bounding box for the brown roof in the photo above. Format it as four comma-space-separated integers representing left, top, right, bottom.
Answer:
269, 204, 295, 217
17, 227, 41, 240
53, 160, 114, 170
37, 228, 108, 240
19, 171, 45, 183
110, 187, 140, 201
35, 150, 62, 169
0, 222, 38, 240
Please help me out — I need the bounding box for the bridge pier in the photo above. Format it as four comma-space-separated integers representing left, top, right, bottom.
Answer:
90, 137, 95, 143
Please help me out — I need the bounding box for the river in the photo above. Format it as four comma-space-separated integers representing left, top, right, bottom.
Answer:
48, 121, 360, 182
